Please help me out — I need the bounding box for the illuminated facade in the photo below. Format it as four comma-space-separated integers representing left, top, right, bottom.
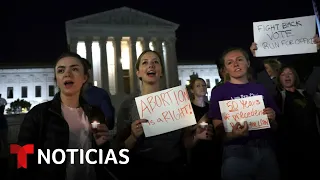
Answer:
0, 64, 220, 113
178, 64, 221, 99
0, 67, 58, 113
65, 7, 180, 96
1, 64, 218, 143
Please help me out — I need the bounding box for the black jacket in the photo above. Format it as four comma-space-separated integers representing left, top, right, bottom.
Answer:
13, 94, 112, 180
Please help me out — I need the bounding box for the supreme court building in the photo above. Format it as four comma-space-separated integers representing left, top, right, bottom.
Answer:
65, 6, 180, 97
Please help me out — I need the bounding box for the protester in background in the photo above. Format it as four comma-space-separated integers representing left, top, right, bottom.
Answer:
213, 61, 226, 89
249, 43, 282, 81
114, 50, 205, 179
250, 43, 281, 77
250, 35, 320, 94
276, 66, 320, 180
15, 52, 112, 180
250, 43, 282, 105
82, 59, 115, 130
209, 47, 280, 180
0, 94, 8, 180
186, 77, 220, 179
189, 78, 209, 121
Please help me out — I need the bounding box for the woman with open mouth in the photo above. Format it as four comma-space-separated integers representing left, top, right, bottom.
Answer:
15, 52, 111, 180
114, 50, 202, 179
276, 65, 320, 180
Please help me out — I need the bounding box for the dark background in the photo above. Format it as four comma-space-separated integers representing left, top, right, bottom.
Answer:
1, 0, 319, 69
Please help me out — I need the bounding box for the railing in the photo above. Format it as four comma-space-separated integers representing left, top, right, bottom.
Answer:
6, 114, 25, 144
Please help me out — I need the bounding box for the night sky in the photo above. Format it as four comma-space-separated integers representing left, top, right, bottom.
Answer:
1, 0, 318, 67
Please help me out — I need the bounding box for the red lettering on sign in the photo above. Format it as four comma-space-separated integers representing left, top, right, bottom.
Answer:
249, 119, 270, 129
144, 103, 194, 126
239, 99, 261, 109
226, 101, 238, 112
138, 88, 195, 130
232, 108, 264, 121
140, 100, 151, 118
140, 89, 174, 118
222, 96, 270, 131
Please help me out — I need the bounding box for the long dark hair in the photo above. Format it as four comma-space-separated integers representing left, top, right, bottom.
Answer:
54, 52, 91, 96
54, 52, 91, 82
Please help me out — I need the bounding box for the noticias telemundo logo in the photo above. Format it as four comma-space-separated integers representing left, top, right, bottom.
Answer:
10, 144, 129, 169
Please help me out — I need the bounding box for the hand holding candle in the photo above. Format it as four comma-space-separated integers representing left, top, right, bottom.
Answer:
91, 121, 100, 134
91, 120, 109, 146
195, 122, 213, 140
199, 122, 208, 129
91, 121, 100, 129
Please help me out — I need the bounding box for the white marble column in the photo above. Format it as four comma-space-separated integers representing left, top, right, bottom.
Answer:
129, 37, 138, 94
143, 37, 150, 51
155, 39, 164, 58
70, 38, 77, 53
99, 37, 109, 91
114, 37, 124, 94
155, 39, 167, 89
85, 38, 93, 83
165, 37, 179, 88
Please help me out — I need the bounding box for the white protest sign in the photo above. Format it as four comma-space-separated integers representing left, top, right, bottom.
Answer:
135, 86, 196, 137
253, 15, 317, 57
218, 95, 270, 132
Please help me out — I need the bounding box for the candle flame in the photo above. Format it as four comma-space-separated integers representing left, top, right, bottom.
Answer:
91, 121, 100, 129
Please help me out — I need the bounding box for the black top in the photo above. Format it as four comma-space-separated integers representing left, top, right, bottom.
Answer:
190, 102, 215, 166
13, 93, 112, 180
281, 90, 319, 144
191, 102, 209, 122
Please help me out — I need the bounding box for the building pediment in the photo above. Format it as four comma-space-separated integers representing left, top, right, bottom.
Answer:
66, 7, 179, 30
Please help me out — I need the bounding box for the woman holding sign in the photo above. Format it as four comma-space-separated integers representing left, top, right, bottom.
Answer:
208, 48, 280, 180
114, 50, 210, 179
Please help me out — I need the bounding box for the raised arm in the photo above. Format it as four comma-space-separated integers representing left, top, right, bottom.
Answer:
249, 42, 267, 80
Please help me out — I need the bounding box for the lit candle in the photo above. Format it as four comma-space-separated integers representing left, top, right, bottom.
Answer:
91, 121, 100, 129
199, 122, 208, 128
